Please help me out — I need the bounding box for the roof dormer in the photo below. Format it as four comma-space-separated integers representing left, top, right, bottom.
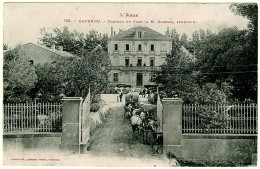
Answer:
135, 27, 145, 39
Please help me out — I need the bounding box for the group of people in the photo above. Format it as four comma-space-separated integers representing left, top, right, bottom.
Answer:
141, 88, 151, 97
124, 102, 160, 144
117, 88, 153, 102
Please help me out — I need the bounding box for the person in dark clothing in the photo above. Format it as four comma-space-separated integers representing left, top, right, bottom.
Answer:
119, 91, 123, 102
147, 90, 150, 95
142, 88, 146, 97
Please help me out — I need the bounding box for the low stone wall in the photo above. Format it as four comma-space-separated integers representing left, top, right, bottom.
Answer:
3, 133, 62, 152
89, 104, 111, 134
164, 134, 257, 164
161, 98, 258, 165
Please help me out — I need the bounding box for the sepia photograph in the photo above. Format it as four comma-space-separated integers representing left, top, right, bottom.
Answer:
2, 1, 258, 167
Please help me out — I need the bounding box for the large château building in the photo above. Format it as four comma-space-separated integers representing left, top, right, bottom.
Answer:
107, 26, 172, 87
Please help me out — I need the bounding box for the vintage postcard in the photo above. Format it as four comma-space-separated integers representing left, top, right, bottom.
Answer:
2, 1, 258, 167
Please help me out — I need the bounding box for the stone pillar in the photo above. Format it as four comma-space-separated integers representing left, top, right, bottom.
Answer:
162, 98, 184, 157
61, 97, 83, 153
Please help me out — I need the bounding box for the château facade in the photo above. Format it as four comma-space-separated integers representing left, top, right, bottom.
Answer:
107, 26, 172, 87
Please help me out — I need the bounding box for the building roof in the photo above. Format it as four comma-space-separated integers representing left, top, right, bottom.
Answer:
24, 43, 75, 57
181, 46, 196, 61
109, 26, 170, 41
4, 42, 75, 58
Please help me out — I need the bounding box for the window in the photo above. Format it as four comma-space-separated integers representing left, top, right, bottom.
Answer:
151, 44, 154, 51
137, 57, 142, 66
138, 44, 142, 51
125, 57, 129, 66
114, 44, 118, 51
150, 57, 155, 67
125, 44, 130, 51
138, 31, 142, 38
113, 73, 118, 82
29, 60, 34, 65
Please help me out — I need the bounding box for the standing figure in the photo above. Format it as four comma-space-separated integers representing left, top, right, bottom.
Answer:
142, 88, 146, 97
147, 89, 150, 97
119, 91, 123, 102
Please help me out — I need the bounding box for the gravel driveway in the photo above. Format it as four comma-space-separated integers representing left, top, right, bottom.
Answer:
85, 95, 170, 166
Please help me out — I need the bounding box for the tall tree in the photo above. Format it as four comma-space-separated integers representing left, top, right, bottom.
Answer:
180, 33, 188, 46
39, 26, 108, 56
4, 46, 37, 102
152, 29, 195, 97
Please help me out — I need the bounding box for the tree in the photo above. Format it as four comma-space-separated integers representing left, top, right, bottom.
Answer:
3, 46, 37, 102
180, 33, 188, 46
199, 29, 206, 41
194, 26, 257, 102
192, 31, 199, 42
33, 61, 67, 102
39, 26, 108, 56
60, 47, 111, 101
37, 27, 111, 101
3, 43, 8, 50
152, 29, 195, 97
230, 3, 258, 32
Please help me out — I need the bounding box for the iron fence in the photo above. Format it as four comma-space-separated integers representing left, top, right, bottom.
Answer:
182, 104, 257, 134
3, 102, 62, 133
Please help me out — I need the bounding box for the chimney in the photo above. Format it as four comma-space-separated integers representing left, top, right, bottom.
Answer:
58, 46, 63, 51
111, 27, 114, 36
165, 27, 170, 37
51, 43, 55, 50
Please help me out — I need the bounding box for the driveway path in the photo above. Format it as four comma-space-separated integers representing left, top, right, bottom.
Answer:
83, 94, 170, 167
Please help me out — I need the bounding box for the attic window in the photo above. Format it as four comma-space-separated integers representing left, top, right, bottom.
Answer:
29, 60, 34, 65
138, 31, 142, 38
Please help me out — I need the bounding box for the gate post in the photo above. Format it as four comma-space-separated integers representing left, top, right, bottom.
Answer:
162, 98, 183, 157
61, 97, 83, 153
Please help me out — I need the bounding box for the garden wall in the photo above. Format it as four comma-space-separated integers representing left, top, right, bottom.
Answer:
3, 133, 62, 152
162, 98, 257, 165
164, 134, 257, 164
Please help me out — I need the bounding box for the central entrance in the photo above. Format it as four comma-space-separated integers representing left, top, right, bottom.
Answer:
136, 73, 143, 87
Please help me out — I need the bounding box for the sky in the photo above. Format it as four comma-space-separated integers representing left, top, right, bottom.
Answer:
3, 3, 250, 48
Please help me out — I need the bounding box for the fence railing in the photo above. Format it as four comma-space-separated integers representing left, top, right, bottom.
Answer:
182, 104, 257, 134
3, 102, 62, 134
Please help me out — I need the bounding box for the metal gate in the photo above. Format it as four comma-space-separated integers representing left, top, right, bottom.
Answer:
79, 91, 91, 151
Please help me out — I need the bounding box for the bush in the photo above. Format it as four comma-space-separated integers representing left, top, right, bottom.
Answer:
90, 103, 100, 112
148, 106, 157, 119
92, 94, 101, 103
193, 105, 230, 132
183, 83, 229, 104
148, 94, 154, 104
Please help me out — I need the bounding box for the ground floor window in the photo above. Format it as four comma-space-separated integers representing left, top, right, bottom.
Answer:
136, 73, 143, 86
125, 57, 129, 66
150, 57, 155, 66
137, 57, 142, 66
113, 73, 118, 82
